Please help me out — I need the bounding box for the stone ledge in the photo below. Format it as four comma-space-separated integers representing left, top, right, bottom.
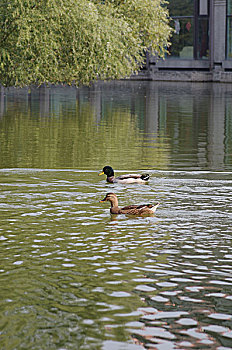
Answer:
131, 70, 232, 83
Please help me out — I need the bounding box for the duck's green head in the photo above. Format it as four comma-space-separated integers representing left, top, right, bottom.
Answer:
99, 166, 114, 177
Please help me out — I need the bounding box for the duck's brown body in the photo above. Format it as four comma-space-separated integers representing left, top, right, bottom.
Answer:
100, 193, 159, 215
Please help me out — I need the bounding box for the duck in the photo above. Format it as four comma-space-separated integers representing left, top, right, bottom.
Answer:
98, 166, 149, 184
100, 192, 159, 215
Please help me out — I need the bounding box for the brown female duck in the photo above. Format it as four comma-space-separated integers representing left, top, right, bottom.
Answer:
100, 192, 159, 215
99, 166, 149, 184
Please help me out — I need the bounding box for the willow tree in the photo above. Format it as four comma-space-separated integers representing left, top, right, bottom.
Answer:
0, 0, 171, 87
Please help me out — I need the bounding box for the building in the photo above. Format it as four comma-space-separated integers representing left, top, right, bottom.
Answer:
140, 0, 232, 82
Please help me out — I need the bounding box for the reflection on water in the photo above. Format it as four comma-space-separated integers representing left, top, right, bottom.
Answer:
0, 81, 232, 171
0, 82, 232, 350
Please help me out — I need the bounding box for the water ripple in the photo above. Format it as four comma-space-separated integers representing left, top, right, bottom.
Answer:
0, 169, 232, 349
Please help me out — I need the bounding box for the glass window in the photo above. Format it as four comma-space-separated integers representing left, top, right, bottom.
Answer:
198, 18, 209, 59
227, 0, 232, 58
228, 0, 232, 14
227, 18, 232, 58
168, 19, 194, 58
168, 0, 194, 17
167, 0, 209, 60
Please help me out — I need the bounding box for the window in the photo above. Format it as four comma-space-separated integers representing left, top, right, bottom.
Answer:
167, 0, 209, 60
227, 0, 232, 58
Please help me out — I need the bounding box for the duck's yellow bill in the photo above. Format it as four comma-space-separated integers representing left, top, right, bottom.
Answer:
98, 171, 104, 176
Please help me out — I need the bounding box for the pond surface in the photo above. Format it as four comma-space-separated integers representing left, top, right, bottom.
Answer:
0, 81, 232, 350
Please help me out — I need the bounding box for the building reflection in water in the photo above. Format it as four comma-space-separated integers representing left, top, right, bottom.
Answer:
0, 81, 232, 170
140, 81, 232, 170
85, 81, 232, 171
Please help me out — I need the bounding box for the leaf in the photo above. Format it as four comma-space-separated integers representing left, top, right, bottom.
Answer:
0, 0, 172, 87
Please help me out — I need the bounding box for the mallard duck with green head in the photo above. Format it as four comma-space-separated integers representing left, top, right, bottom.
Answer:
100, 192, 159, 215
99, 166, 149, 184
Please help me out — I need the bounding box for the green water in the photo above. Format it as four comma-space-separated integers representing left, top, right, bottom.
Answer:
1, 81, 232, 171
0, 81, 232, 350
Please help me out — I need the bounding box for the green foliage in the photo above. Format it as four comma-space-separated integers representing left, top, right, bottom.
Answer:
0, 0, 172, 87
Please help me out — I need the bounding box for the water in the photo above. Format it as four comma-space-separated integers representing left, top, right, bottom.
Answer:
0, 81, 232, 350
